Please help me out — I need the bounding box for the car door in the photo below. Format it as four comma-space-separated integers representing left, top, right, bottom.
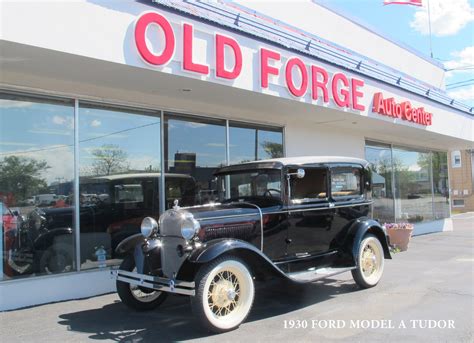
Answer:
329, 165, 370, 249
286, 166, 335, 257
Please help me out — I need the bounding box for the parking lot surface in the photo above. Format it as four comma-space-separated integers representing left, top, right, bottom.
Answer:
1, 213, 473, 342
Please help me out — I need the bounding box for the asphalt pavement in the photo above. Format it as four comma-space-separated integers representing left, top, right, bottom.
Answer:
1, 213, 473, 342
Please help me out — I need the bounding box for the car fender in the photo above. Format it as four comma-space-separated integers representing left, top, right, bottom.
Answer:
345, 219, 391, 265
115, 233, 145, 255
34, 227, 73, 251
185, 238, 288, 280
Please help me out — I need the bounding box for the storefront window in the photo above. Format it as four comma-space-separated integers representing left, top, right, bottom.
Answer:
432, 151, 450, 219
365, 142, 395, 223
164, 114, 226, 208
229, 122, 283, 164
0, 94, 76, 280
366, 141, 450, 224
393, 148, 433, 223
79, 104, 161, 270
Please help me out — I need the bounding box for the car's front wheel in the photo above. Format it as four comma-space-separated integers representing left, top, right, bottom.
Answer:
116, 255, 167, 311
352, 234, 385, 288
191, 256, 255, 333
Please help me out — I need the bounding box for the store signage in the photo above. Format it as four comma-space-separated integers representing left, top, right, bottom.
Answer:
372, 92, 432, 126
134, 11, 366, 111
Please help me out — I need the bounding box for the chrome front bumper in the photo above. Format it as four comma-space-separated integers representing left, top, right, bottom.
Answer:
111, 269, 195, 296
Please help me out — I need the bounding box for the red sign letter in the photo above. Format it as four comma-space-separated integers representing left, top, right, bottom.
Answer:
332, 73, 350, 108
311, 65, 329, 103
215, 34, 242, 80
135, 12, 175, 65
372, 92, 384, 113
285, 57, 308, 97
351, 78, 365, 111
260, 48, 281, 88
183, 23, 209, 75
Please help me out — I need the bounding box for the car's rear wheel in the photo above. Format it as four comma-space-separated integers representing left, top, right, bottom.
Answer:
39, 243, 74, 274
352, 234, 385, 288
191, 256, 255, 333
116, 255, 167, 311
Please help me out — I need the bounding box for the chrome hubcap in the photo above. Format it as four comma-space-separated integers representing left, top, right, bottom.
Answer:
362, 245, 377, 276
208, 271, 240, 316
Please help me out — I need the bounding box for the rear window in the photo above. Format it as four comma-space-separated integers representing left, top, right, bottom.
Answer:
331, 168, 362, 200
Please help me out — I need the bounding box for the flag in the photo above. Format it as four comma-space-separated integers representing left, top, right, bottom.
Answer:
383, 0, 422, 6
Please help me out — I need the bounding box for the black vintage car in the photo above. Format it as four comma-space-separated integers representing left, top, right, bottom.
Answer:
112, 157, 391, 333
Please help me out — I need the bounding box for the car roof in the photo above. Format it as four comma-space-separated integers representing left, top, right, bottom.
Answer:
216, 156, 369, 174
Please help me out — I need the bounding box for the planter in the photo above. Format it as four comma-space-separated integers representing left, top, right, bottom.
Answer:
385, 223, 414, 251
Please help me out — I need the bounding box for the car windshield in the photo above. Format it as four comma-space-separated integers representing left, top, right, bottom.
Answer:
217, 169, 282, 202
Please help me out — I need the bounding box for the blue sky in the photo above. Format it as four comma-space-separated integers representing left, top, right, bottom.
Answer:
318, 0, 474, 108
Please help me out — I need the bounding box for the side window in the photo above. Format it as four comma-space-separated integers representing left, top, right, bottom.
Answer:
290, 168, 328, 204
331, 168, 362, 200
114, 182, 144, 203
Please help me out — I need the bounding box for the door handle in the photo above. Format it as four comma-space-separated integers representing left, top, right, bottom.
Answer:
329, 203, 335, 208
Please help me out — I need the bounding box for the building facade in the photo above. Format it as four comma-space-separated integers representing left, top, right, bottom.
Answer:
0, 0, 472, 310
449, 150, 474, 212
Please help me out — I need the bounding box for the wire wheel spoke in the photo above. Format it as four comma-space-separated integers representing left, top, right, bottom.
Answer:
207, 269, 240, 317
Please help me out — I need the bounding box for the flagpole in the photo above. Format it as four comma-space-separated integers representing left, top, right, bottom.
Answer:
427, 0, 433, 58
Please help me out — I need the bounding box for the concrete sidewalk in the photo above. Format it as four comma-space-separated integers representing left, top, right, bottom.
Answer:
1, 213, 473, 342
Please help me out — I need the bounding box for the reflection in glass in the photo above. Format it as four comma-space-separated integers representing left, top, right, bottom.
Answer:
393, 148, 433, 223
229, 122, 283, 164
164, 114, 226, 208
79, 104, 160, 270
365, 142, 395, 223
0, 94, 75, 280
432, 152, 450, 219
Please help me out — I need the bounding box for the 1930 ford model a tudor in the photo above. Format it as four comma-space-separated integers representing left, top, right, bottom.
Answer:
111, 156, 391, 332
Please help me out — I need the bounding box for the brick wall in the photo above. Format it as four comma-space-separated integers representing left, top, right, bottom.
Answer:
449, 150, 474, 213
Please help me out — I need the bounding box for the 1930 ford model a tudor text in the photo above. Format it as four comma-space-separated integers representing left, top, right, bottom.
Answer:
111, 156, 391, 333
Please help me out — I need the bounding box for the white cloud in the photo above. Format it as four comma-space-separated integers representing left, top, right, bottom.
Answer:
444, 46, 474, 76
0, 100, 33, 108
90, 119, 101, 127
185, 122, 208, 129
52, 115, 74, 129
448, 84, 474, 101
52, 115, 66, 125
410, 0, 474, 36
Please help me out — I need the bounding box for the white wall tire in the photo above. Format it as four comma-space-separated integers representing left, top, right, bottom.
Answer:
351, 234, 385, 288
191, 256, 255, 333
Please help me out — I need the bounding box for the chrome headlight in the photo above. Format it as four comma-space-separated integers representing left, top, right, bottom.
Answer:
141, 217, 158, 238
180, 213, 201, 240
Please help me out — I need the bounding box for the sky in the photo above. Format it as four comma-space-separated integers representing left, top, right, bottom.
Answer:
317, 0, 474, 108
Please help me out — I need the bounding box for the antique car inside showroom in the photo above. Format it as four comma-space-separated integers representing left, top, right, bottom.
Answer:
0, 0, 472, 322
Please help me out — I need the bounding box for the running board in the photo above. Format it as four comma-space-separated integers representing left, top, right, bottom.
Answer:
287, 267, 355, 283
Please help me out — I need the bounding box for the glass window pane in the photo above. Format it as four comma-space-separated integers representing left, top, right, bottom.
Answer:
365, 143, 395, 223
331, 168, 362, 200
290, 168, 327, 204
0, 94, 75, 280
164, 114, 226, 208
432, 151, 450, 219
229, 122, 283, 164
79, 104, 160, 271
393, 148, 433, 223
258, 129, 284, 160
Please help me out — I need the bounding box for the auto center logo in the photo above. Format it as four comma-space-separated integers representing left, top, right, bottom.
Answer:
133, 11, 366, 112
372, 92, 433, 126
